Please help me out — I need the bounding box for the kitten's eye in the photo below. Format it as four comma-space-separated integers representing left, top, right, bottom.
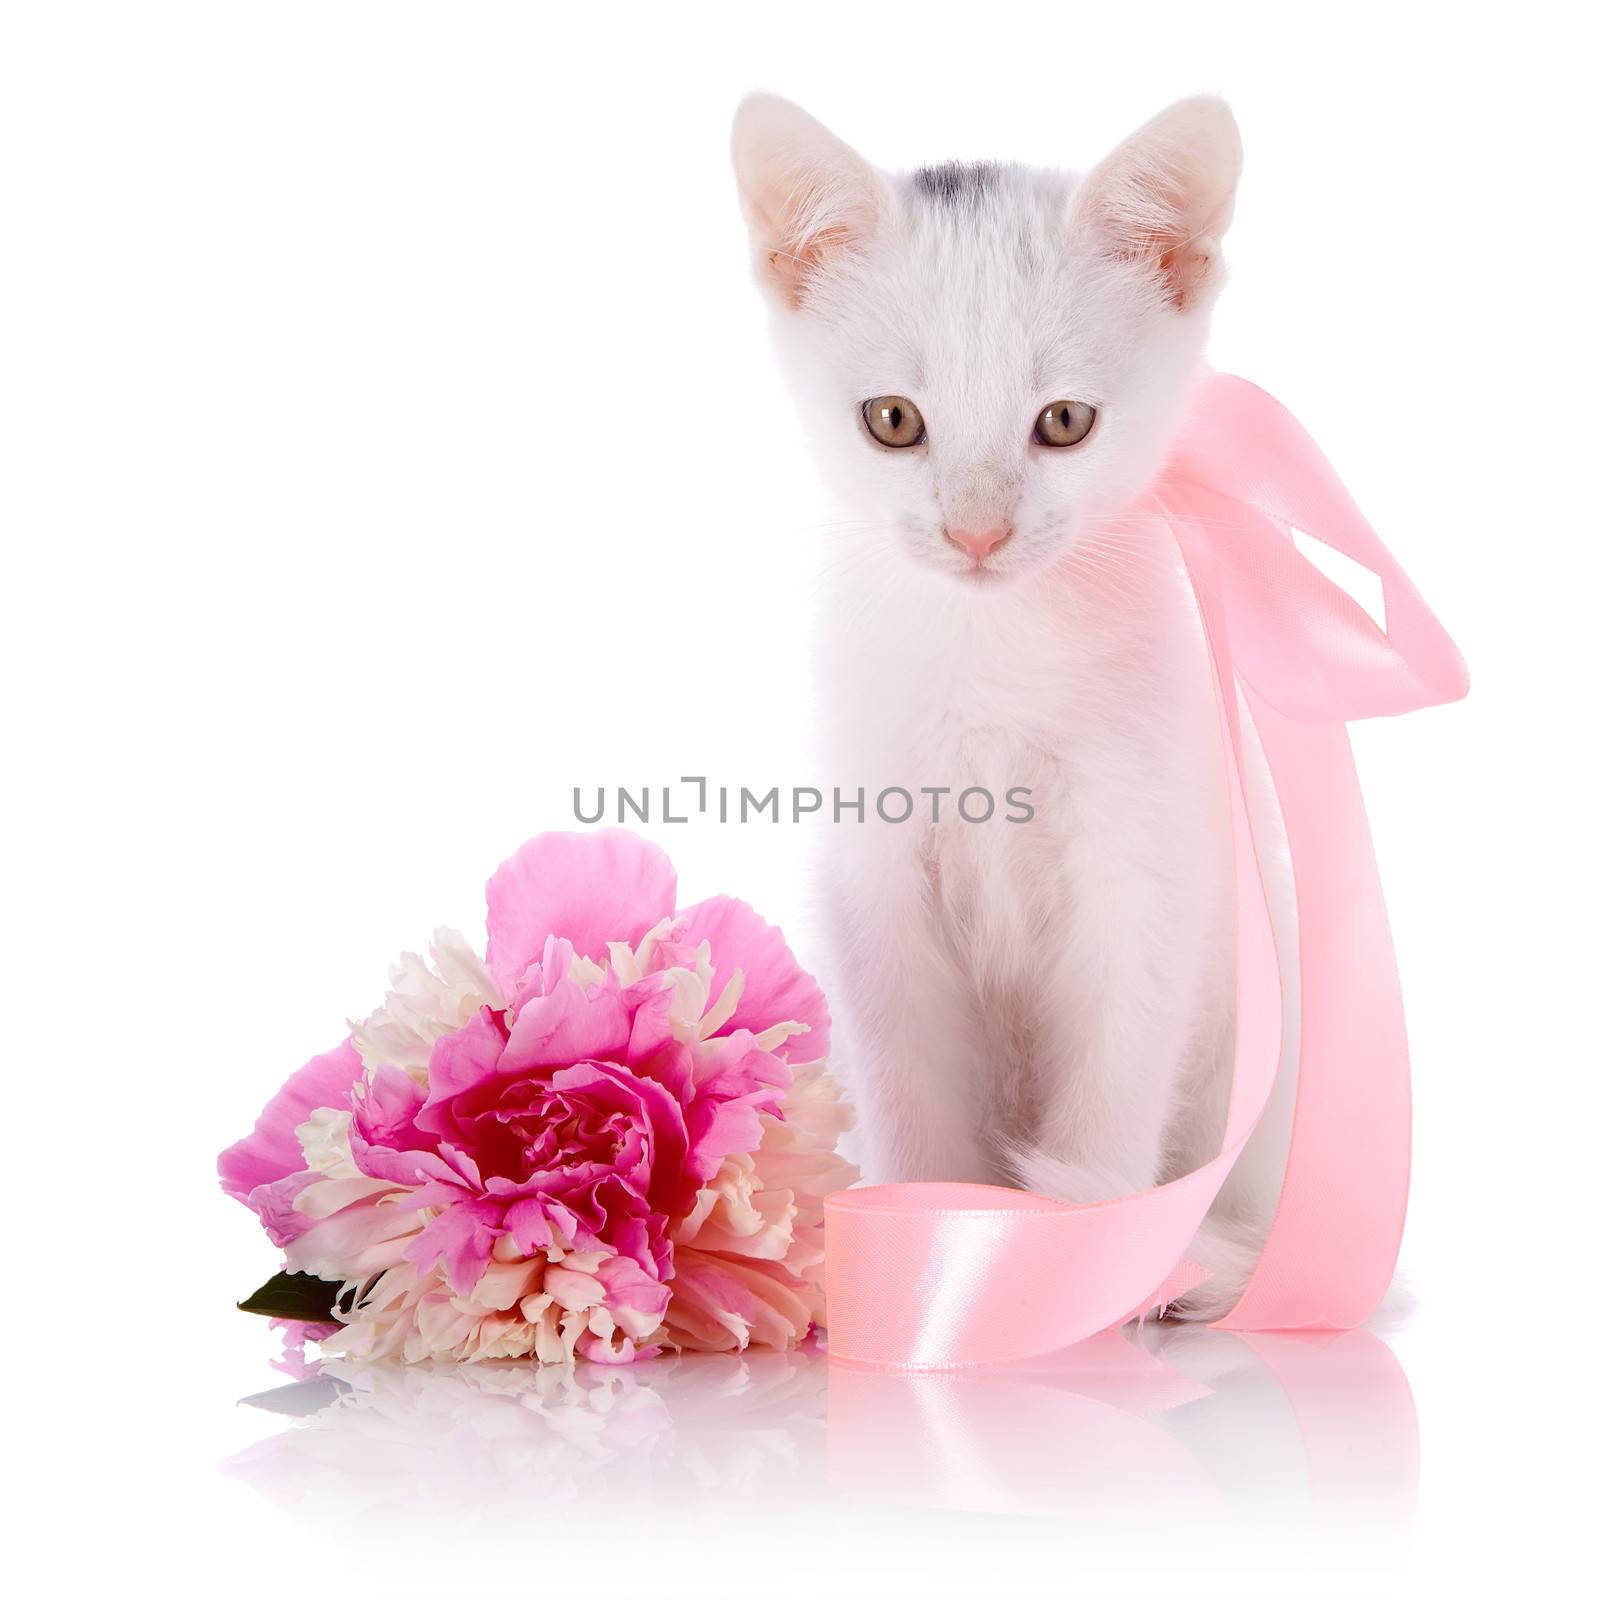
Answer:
862, 395, 926, 448
1034, 401, 1097, 448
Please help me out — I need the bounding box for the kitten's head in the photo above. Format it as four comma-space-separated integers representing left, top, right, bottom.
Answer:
731, 95, 1241, 586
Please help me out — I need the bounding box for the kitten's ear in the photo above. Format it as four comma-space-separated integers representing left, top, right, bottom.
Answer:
1069, 97, 1242, 311
731, 94, 889, 310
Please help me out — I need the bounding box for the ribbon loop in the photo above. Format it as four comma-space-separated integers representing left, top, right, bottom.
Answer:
1165, 375, 1469, 723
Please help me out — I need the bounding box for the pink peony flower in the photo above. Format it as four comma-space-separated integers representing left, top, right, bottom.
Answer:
220, 830, 857, 1363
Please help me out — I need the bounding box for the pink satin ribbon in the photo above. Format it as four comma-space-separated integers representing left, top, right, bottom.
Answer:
823, 372, 1469, 1369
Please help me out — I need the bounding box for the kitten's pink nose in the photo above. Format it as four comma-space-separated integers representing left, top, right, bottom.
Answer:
945, 524, 1012, 560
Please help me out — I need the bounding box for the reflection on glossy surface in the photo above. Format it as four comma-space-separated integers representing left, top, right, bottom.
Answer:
228, 1323, 1416, 1548
230, 1344, 829, 1528
829, 1323, 1417, 1530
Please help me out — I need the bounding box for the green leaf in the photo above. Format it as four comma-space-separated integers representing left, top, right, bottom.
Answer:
236, 1270, 343, 1322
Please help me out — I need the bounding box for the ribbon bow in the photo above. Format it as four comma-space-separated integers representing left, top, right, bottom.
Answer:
823, 372, 1469, 1369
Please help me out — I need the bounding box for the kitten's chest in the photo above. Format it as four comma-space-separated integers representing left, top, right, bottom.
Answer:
829, 589, 1124, 811
819, 563, 1223, 935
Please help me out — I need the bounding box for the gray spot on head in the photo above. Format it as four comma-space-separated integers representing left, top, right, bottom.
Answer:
913, 161, 996, 206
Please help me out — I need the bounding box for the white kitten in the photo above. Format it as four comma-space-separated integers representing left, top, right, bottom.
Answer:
730, 96, 1300, 1319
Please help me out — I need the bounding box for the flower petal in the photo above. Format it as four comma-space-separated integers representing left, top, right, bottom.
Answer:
671, 897, 829, 1061
245, 1168, 322, 1247
407, 1198, 501, 1293
499, 977, 631, 1074
484, 829, 678, 989
218, 1039, 363, 1206
419, 1007, 510, 1103
663, 1250, 818, 1353
285, 1188, 421, 1280
353, 1063, 430, 1148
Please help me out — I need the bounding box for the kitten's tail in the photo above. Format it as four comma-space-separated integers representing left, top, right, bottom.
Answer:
1165, 1214, 1267, 1323
1007, 1144, 1267, 1324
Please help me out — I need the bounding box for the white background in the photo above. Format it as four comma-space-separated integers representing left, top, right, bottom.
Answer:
3, 3, 1594, 1595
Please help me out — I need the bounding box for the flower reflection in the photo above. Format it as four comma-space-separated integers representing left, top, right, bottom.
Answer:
229, 1345, 828, 1530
